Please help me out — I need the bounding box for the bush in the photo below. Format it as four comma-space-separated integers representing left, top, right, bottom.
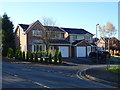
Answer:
19, 50, 22, 60
115, 53, 120, 56
15, 49, 19, 59
48, 52, 52, 63
7, 48, 14, 58
26, 51, 29, 61
54, 49, 58, 64
30, 52, 33, 61
58, 51, 62, 63
34, 52, 38, 62
40, 51, 43, 62
44, 51, 49, 63
22, 51, 25, 60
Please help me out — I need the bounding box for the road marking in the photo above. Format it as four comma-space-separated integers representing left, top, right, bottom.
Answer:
33, 81, 50, 88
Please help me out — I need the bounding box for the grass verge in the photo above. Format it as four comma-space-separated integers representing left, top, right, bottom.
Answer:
108, 66, 120, 75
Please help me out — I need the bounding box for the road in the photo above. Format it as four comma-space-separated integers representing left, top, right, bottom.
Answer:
2, 59, 117, 88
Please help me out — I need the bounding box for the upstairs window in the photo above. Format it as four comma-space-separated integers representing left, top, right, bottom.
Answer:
84, 35, 90, 40
51, 33, 63, 39
73, 35, 77, 40
33, 30, 42, 36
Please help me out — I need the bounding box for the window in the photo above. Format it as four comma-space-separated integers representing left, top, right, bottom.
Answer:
51, 33, 63, 39
73, 35, 77, 40
33, 45, 45, 52
84, 35, 90, 40
33, 30, 42, 36
100, 42, 103, 44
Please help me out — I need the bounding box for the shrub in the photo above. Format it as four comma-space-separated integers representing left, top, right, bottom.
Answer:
22, 51, 25, 60
34, 52, 38, 62
54, 49, 58, 64
19, 50, 22, 60
40, 51, 43, 62
48, 52, 52, 63
44, 51, 49, 63
30, 52, 33, 61
26, 51, 29, 61
58, 51, 62, 63
15, 49, 19, 59
7, 48, 14, 58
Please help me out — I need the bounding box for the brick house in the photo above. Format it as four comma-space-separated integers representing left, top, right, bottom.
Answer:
15, 20, 95, 57
97, 37, 120, 50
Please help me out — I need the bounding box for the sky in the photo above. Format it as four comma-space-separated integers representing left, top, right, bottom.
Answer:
0, 2, 118, 38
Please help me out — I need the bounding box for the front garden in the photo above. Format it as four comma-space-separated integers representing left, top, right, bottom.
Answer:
7, 48, 62, 64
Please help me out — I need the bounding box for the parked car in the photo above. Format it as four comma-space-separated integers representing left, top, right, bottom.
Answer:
89, 50, 111, 63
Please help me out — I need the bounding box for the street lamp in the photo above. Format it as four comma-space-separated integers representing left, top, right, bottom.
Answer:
96, 24, 99, 64
96, 24, 99, 39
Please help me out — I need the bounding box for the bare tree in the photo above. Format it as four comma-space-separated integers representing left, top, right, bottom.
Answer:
98, 22, 116, 51
40, 17, 57, 52
42, 16, 56, 26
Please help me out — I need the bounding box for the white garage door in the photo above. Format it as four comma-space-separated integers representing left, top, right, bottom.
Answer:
59, 46, 69, 57
77, 47, 86, 57
87, 46, 91, 56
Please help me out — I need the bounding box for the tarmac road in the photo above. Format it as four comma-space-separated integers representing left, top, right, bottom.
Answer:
2, 59, 117, 89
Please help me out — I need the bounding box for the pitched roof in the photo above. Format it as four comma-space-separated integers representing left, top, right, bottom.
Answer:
50, 39, 71, 44
18, 23, 64, 33
61, 27, 94, 35
44, 26, 65, 33
19, 24, 29, 31
100, 37, 119, 42
72, 40, 83, 45
72, 39, 92, 46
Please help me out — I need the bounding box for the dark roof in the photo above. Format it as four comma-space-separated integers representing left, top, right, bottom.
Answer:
72, 40, 83, 45
50, 39, 71, 44
92, 38, 99, 42
18, 24, 64, 33
90, 43, 97, 46
61, 28, 93, 35
19, 24, 29, 31
44, 26, 65, 33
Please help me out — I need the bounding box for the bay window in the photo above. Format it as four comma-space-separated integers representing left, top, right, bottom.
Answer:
33, 45, 45, 52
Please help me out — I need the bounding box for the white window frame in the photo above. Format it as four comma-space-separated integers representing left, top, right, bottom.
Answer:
32, 44, 46, 52
73, 35, 77, 40
32, 30, 42, 36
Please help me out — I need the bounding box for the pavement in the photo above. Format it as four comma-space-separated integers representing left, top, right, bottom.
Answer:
80, 66, 120, 87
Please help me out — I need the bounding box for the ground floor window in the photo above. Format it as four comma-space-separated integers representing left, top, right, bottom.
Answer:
33, 44, 45, 52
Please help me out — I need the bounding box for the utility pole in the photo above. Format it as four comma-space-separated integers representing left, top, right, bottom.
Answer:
96, 24, 99, 64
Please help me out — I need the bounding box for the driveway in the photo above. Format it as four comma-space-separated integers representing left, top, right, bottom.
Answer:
2, 58, 116, 88
62, 57, 93, 65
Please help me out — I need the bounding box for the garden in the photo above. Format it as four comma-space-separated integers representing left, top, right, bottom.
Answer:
7, 48, 62, 64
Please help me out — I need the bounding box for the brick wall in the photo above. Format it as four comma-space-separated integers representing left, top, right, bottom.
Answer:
27, 23, 44, 52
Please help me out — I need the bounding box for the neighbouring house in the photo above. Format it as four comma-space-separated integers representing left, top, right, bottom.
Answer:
97, 37, 120, 50
91, 37, 99, 44
15, 20, 95, 57
61, 28, 96, 57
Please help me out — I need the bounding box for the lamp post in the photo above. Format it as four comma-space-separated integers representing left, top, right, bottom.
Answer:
96, 24, 99, 64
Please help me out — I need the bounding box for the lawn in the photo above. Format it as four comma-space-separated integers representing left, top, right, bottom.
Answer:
108, 66, 120, 75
